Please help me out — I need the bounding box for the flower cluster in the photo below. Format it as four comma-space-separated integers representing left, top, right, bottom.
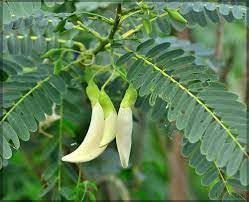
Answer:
62, 81, 137, 168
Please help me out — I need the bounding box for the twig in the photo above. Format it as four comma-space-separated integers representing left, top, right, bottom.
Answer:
121, 12, 168, 39
93, 3, 122, 55
75, 21, 104, 41
73, 11, 114, 25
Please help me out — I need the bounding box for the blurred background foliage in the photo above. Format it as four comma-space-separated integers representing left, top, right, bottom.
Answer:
0, 1, 246, 201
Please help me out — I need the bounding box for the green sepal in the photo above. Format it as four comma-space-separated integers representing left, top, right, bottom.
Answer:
54, 58, 63, 75
143, 18, 152, 35
120, 85, 137, 108
165, 9, 187, 24
84, 68, 95, 83
86, 80, 100, 105
99, 90, 116, 118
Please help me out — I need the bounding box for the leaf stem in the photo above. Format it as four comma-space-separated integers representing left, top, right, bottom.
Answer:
73, 11, 114, 25
75, 21, 104, 41
214, 162, 230, 194
59, 48, 84, 54
121, 12, 168, 39
62, 57, 84, 71
101, 71, 115, 90
104, 11, 169, 50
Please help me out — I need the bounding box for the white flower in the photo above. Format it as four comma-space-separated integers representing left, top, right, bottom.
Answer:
62, 82, 107, 163
100, 111, 118, 147
62, 82, 137, 168
99, 91, 118, 147
116, 107, 133, 168
116, 85, 137, 168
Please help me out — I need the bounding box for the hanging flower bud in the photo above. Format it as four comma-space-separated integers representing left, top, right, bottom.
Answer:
165, 8, 187, 24
62, 81, 107, 163
99, 90, 118, 147
116, 85, 137, 168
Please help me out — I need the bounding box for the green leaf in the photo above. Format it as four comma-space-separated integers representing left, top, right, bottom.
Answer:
201, 167, 218, 186
223, 192, 244, 202
227, 179, 249, 192
146, 42, 170, 58
181, 141, 198, 158
54, 19, 66, 32
25, 96, 46, 122
40, 140, 58, 161
156, 15, 171, 35
216, 142, 236, 168
42, 82, 61, 104
2, 121, 20, 149
116, 52, 134, 67
121, 42, 248, 188
3, 1, 42, 25
33, 89, 53, 116
226, 147, 244, 176
42, 49, 62, 58
0, 131, 12, 159
87, 191, 96, 201
39, 176, 57, 198
208, 180, 225, 200
156, 49, 184, 66
136, 39, 154, 53
49, 76, 67, 94
240, 159, 249, 186
60, 187, 74, 200
16, 104, 37, 132
7, 111, 30, 141
195, 158, 212, 175
42, 163, 58, 181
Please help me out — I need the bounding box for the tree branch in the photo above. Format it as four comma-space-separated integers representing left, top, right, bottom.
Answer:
93, 3, 122, 55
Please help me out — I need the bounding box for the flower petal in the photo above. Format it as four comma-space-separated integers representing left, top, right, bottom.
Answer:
62, 102, 107, 163
116, 107, 133, 168
100, 111, 118, 147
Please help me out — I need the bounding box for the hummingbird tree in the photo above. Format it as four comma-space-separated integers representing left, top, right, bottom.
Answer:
1, 1, 248, 200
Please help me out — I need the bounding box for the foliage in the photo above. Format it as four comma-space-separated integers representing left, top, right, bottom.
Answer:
1, 1, 248, 201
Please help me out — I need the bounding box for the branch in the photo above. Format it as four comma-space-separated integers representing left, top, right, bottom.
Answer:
108, 4, 122, 40
93, 3, 122, 55
74, 11, 114, 25
121, 12, 168, 39
75, 21, 104, 41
